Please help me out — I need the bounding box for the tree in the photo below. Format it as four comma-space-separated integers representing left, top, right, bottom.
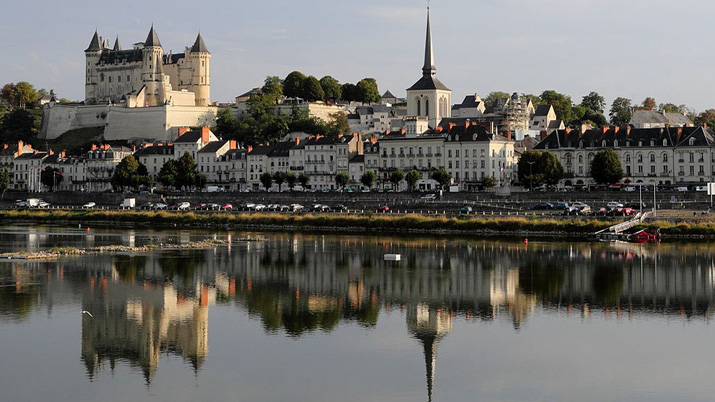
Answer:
40, 166, 63, 191
517, 150, 563, 188
609, 97, 632, 126
319, 76, 341, 101
175, 152, 199, 190
335, 172, 349, 190
590, 149, 623, 185
356, 78, 380, 104
283, 71, 306, 99
389, 169, 404, 190
0, 168, 8, 199
158, 159, 179, 188
262, 76, 283, 96
286, 172, 297, 189
215, 107, 239, 139
406, 169, 420, 191
581, 91, 606, 115
298, 172, 310, 188
260, 172, 273, 190
14, 82, 38, 109
695, 109, 715, 128
301, 76, 324, 102
273, 171, 286, 191
540, 90, 573, 126
341, 83, 358, 102
482, 176, 497, 189
360, 170, 376, 189
641, 97, 656, 111
0, 108, 37, 144
327, 111, 351, 136
659, 103, 680, 113
430, 168, 451, 189
483, 91, 510, 108
111, 156, 139, 190
1, 83, 16, 107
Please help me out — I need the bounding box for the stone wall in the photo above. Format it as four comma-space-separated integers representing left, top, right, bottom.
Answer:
40, 104, 108, 139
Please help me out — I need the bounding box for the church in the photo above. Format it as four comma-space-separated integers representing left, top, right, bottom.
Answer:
84, 26, 211, 107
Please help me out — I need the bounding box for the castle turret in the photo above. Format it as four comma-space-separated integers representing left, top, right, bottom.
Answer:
142, 25, 165, 106
188, 33, 211, 106
84, 30, 103, 104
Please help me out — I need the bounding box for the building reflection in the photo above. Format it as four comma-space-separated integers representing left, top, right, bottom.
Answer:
3, 234, 715, 392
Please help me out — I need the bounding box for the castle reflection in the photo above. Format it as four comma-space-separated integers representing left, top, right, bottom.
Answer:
3, 233, 715, 395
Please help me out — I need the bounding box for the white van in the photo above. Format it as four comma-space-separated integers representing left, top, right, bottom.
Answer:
677, 186, 688, 192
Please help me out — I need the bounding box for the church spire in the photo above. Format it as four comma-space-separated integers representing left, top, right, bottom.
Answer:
422, 7, 436, 77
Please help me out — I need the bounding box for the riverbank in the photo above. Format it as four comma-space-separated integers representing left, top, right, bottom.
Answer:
3, 209, 715, 239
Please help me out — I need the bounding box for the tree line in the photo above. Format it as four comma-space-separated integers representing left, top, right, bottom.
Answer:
483, 90, 715, 129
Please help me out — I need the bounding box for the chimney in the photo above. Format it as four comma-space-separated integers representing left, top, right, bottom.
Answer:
434, 126, 443, 133
505, 131, 512, 140
103, 144, 110, 151
626, 125, 632, 135
59, 151, 65, 158
91, 144, 97, 151
614, 126, 620, 134
370, 137, 377, 143
677, 127, 683, 143
229, 140, 237, 149
400, 128, 406, 135
17, 140, 23, 156
337, 133, 343, 139
48, 149, 54, 156
580, 123, 591, 135
602, 125, 609, 134
540, 130, 548, 140
464, 120, 470, 129
131, 145, 136, 152
33, 150, 38, 155
247, 145, 253, 152
178, 127, 190, 137
703, 123, 708, 128
2, 144, 6, 150
471, 121, 477, 126
448, 122, 455, 131
201, 126, 210, 143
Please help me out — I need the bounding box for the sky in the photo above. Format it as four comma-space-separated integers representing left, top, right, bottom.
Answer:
3, 0, 715, 114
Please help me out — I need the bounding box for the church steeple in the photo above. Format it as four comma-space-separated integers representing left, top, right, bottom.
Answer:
422, 7, 435, 77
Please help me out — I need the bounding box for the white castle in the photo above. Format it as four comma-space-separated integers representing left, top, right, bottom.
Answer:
84, 26, 211, 107
40, 27, 216, 142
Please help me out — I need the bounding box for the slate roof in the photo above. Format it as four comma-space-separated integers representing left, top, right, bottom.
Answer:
407, 75, 450, 91
135, 144, 174, 156
86, 31, 101, 52
303, 136, 354, 146
452, 95, 482, 111
247, 145, 273, 156
533, 126, 715, 150
629, 110, 694, 127
99, 48, 144, 64
174, 131, 203, 143
144, 26, 162, 48
534, 104, 552, 116
443, 124, 509, 142
382, 90, 396, 99
191, 33, 209, 53
267, 141, 294, 157
350, 154, 365, 163
198, 141, 228, 153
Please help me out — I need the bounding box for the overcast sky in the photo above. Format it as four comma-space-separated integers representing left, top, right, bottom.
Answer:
3, 0, 715, 114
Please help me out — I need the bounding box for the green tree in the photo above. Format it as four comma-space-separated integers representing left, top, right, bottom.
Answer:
260, 172, 273, 190
659, 103, 680, 113
0, 109, 37, 143
356, 78, 380, 104
540, 90, 573, 126
1, 83, 16, 107
262, 76, 283, 96
340, 83, 358, 102
215, 107, 239, 139
335, 172, 349, 190
40, 166, 63, 191
158, 159, 179, 188
590, 149, 623, 185
298, 172, 310, 188
483, 91, 510, 108
14, 82, 38, 109
389, 169, 404, 190
319, 76, 341, 101
283, 71, 306, 99
695, 109, 715, 128
609, 97, 632, 126
482, 176, 497, 189
286, 172, 297, 189
0, 168, 8, 199
581, 91, 606, 115
273, 171, 286, 191
360, 170, 376, 189
430, 168, 452, 189
301, 76, 324, 101
523, 93, 542, 107
327, 111, 351, 136
176, 152, 199, 190
517, 150, 563, 188
111, 156, 140, 190
405, 169, 420, 191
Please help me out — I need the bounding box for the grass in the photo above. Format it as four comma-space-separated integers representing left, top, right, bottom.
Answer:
48, 126, 105, 155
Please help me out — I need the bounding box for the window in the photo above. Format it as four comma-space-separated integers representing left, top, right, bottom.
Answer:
455, 150, 460, 158
663, 153, 668, 162
625, 154, 631, 163
637, 154, 643, 163
650, 154, 655, 163
689, 153, 694, 163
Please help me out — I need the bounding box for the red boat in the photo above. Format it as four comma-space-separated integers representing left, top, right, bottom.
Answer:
628, 230, 661, 242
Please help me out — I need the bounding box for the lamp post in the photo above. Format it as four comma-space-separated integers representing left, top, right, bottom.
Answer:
527, 161, 535, 192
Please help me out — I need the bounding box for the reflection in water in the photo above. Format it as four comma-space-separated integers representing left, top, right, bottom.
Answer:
3, 232, 715, 399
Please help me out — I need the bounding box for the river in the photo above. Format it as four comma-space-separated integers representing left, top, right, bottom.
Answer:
1, 225, 714, 402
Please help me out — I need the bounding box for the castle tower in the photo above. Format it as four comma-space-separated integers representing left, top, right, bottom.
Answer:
84, 30, 103, 104
142, 25, 165, 106
406, 7, 451, 129
188, 33, 211, 106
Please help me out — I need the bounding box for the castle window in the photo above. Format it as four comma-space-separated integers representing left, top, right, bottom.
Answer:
202, 60, 205, 67
127, 75, 130, 82
108, 76, 112, 83
118, 75, 121, 82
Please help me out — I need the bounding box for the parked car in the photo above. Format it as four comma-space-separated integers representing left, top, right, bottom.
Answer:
459, 206, 473, 214
332, 204, 348, 212
565, 205, 591, 215
138, 202, 154, 210
554, 202, 570, 210
376, 205, 390, 212
290, 204, 304, 212
532, 203, 554, 210
171, 202, 190, 210
194, 202, 208, 210
82, 202, 96, 209
153, 203, 168, 210
312, 204, 330, 212
254, 204, 266, 211
420, 194, 436, 200
14, 200, 28, 208
606, 201, 624, 209
222, 203, 233, 211
626, 201, 647, 209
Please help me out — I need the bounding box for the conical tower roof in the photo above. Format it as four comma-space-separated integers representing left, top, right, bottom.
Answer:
144, 25, 162, 48
407, 7, 450, 91
113, 36, 121, 51
85, 30, 101, 52
190, 33, 209, 53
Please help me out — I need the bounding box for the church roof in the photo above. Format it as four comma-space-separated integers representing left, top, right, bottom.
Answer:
144, 26, 162, 48
85, 31, 101, 52
190, 33, 209, 53
407, 75, 450, 91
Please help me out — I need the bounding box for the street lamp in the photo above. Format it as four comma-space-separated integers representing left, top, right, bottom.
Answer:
527, 161, 535, 192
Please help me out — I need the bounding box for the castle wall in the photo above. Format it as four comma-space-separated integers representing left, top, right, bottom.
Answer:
40, 104, 109, 139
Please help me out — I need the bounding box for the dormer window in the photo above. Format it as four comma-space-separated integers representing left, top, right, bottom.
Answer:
614, 140, 618, 147
663, 139, 668, 146
602, 140, 606, 147
650, 140, 655, 146
689, 138, 695, 146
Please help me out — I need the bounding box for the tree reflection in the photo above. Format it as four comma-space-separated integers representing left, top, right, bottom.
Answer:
592, 263, 624, 306
113, 255, 147, 283
518, 259, 565, 302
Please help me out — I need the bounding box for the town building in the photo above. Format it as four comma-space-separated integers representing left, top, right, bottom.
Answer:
629, 110, 694, 129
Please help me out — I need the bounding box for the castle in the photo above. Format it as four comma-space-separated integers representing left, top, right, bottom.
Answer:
84, 26, 211, 107
40, 27, 217, 141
